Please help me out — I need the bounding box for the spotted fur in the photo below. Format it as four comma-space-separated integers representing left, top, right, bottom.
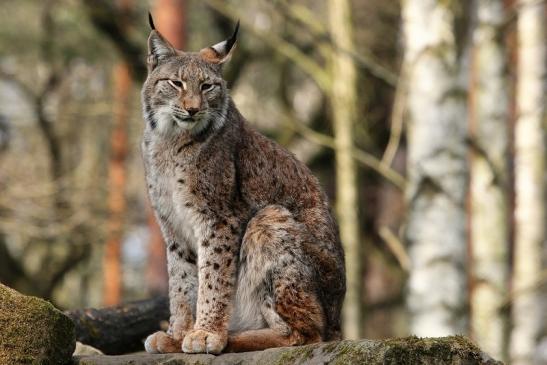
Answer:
142, 22, 345, 355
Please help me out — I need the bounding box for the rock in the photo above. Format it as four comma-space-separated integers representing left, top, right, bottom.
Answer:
74, 342, 104, 356
0, 284, 75, 365
74, 335, 502, 365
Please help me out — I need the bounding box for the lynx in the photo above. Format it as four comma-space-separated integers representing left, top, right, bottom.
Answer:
142, 16, 345, 354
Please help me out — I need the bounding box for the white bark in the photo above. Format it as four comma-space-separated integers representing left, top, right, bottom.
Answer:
510, 0, 546, 364
402, 0, 470, 336
328, 0, 361, 340
469, 0, 510, 361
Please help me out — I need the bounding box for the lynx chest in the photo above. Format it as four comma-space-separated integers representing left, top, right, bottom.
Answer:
142, 139, 209, 253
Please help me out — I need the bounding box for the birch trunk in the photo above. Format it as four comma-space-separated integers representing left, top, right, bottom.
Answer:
328, 0, 361, 340
469, 0, 510, 360
402, 0, 470, 336
510, 0, 546, 363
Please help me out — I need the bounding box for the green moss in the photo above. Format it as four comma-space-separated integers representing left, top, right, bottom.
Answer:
381, 336, 486, 365
318, 336, 495, 365
327, 341, 377, 365
0, 284, 75, 364
273, 343, 317, 365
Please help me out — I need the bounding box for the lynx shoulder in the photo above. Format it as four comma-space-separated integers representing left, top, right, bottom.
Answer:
141, 17, 345, 355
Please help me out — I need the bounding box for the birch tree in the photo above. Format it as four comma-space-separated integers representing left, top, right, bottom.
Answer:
469, 0, 510, 360
402, 0, 471, 336
328, 0, 361, 340
510, 0, 546, 363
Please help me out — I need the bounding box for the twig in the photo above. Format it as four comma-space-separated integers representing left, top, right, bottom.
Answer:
378, 225, 411, 272
204, 0, 332, 92
498, 269, 547, 311
272, 0, 398, 87
81, 0, 147, 81
0, 68, 37, 101
381, 65, 407, 166
284, 113, 406, 189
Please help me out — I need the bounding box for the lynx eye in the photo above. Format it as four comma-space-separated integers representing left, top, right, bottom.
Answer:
201, 83, 215, 92
168, 79, 184, 89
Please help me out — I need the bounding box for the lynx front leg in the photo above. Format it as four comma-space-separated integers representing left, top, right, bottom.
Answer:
182, 217, 240, 354
145, 236, 198, 353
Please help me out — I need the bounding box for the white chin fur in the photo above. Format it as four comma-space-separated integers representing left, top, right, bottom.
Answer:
174, 118, 199, 130
154, 106, 205, 135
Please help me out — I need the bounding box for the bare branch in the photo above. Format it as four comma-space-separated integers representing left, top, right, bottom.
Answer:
81, 0, 146, 81
381, 66, 407, 166
283, 112, 406, 189
378, 225, 410, 272
0, 68, 37, 102
204, 0, 332, 92
273, 0, 398, 87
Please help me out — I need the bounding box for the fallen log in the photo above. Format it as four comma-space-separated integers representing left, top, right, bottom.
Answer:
74, 336, 501, 364
66, 296, 169, 355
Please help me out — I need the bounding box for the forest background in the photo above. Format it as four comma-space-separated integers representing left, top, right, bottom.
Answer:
0, 0, 545, 364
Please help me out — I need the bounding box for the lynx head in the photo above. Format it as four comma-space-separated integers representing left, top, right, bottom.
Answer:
142, 14, 239, 136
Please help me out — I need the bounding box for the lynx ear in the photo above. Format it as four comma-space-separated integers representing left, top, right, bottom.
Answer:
199, 21, 239, 65
147, 13, 177, 71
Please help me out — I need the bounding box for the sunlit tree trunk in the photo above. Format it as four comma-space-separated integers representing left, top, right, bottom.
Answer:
145, 206, 168, 296
402, 0, 471, 336
468, 0, 510, 360
328, 0, 361, 340
103, 0, 132, 306
103, 62, 131, 305
510, 0, 546, 363
145, 0, 187, 296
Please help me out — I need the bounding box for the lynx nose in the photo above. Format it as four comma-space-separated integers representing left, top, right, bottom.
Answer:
186, 107, 199, 116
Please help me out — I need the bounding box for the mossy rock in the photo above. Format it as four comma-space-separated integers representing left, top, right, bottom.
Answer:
0, 284, 75, 364
74, 335, 501, 364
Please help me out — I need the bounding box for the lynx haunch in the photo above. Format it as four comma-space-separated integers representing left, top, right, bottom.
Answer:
142, 16, 345, 355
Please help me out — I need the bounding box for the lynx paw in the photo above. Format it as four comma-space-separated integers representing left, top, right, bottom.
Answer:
144, 331, 182, 353
181, 329, 227, 354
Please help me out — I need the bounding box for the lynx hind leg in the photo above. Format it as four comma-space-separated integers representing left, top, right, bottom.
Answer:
229, 205, 325, 352
261, 297, 290, 336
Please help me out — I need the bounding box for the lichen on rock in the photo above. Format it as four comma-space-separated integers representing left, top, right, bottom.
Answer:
0, 283, 75, 364
74, 335, 502, 365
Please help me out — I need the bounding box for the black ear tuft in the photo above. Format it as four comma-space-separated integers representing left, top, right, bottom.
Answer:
148, 12, 156, 30
225, 20, 240, 53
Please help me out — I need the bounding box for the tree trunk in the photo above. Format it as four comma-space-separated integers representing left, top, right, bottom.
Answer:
402, 0, 471, 336
144, 0, 187, 297
510, 0, 546, 363
146, 207, 168, 296
103, 0, 133, 306
328, 0, 361, 340
66, 297, 169, 355
154, 0, 187, 48
103, 61, 131, 306
468, 0, 510, 361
